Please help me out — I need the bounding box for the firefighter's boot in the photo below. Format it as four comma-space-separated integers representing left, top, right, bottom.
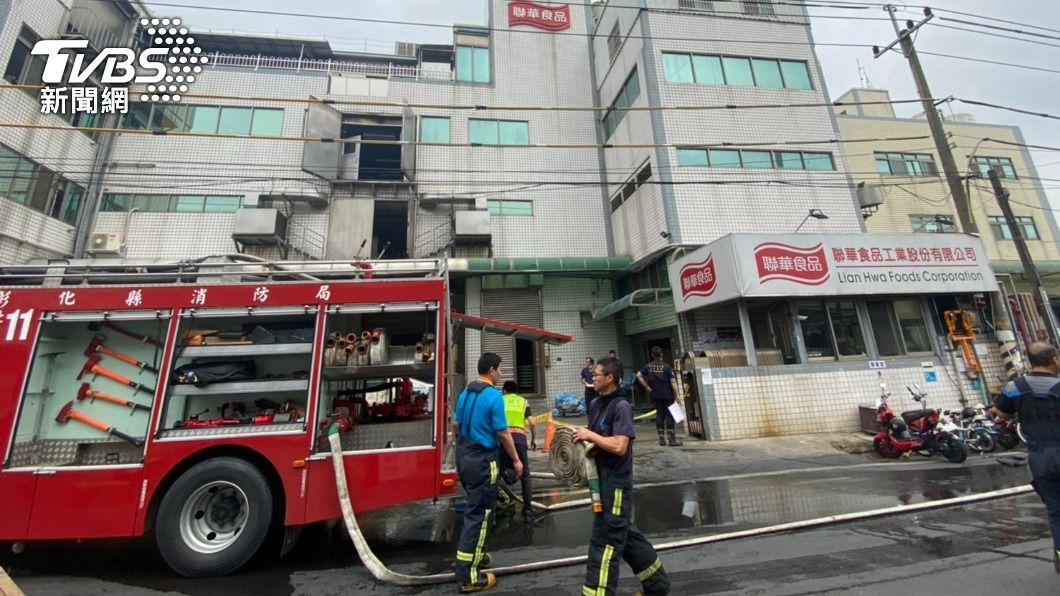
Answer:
667, 430, 683, 447
657, 429, 666, 446
458, 572, 497, 593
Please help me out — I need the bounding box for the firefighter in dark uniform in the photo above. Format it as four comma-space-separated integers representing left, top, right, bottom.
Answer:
994, 341, 1060, 573
574, 357, 670, 596
453, 353, 523, 593
637, 346, 683, 447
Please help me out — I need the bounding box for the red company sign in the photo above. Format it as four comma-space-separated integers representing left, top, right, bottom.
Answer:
508, 2, 571, 31
679, 255, 718, 300
754, 242, 830, 286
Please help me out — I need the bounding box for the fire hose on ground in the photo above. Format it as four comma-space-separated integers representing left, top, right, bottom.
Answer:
327, 423, 1034, 587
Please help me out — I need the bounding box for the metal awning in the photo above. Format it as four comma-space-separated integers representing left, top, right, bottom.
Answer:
451, 312, 574, 345
991, 260, 1060, 275
591, 288, 672, 321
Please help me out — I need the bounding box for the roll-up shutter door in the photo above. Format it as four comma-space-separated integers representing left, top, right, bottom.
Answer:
480, 289, 542, 388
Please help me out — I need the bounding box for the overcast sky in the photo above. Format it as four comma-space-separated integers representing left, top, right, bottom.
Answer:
145, 0, 1060, 226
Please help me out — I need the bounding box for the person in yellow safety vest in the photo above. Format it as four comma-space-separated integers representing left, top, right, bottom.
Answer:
499, 380, 536, 524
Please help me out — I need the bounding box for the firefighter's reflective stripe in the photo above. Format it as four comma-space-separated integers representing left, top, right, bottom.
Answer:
471, 509, 492, 582
490, 460, 498, 484
456, 550, 475, 562
596, 545, 615, 596
582, 587, 597, 596
612, 488, 623, 516
636, 557, 663, 581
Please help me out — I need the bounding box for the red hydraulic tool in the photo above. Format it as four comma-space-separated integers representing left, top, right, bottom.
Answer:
55, 401, 143, 446
85, 335, 159, 374
77, 383, 151, 413
78, 355, 156, 395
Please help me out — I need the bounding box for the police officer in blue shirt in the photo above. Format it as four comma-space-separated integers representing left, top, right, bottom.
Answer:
453, 353, 523, 593
995, 341, 1060, 573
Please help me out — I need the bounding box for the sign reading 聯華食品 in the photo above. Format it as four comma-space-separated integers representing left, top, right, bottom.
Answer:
508, 2, 571, 31
669, 233, 998, 313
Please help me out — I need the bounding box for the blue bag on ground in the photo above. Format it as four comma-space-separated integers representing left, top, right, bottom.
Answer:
553, 391, 585, 417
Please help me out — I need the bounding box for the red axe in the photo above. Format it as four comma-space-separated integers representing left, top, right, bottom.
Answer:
55, 401, 143, 446
77, 383, 151, 413
85, 336, 159, 375
87, 321, 160, 346
78, 355, 156, 395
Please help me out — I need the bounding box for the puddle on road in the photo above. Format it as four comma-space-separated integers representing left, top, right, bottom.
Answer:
370, 463, 1031, 574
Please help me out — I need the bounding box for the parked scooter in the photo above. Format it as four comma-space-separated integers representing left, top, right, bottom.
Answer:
941, 406, 996, 454
873, 384, 967, 463
991, 410, 1023, 449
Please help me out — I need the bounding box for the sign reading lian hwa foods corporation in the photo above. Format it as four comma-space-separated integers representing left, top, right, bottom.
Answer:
669, 233, 999, 313
507, 2, 572, 30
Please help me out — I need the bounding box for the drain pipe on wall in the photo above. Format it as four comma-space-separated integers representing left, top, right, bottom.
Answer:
329, 425, 1031, 587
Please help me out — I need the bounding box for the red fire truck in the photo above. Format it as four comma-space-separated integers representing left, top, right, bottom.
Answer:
0, 258, 458, 577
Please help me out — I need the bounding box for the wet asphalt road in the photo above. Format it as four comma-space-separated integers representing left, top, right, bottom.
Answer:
4, 458, 1054, 595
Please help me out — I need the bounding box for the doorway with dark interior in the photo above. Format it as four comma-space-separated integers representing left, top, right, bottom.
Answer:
371, 201, 408, 259
341, 118, 402, 181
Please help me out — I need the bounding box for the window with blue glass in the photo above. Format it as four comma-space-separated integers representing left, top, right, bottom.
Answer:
988, 216, 1039, 241
677, 147, 834, 171
420, 117, 451, 144
122, 104, 283, 136
101, 194, 244, 213
973, 156, 1017, 179
875, 152, 936, 176
487, 200, 533, 216
469, 119, 529, 145
602, 67, 640, 140
456, 46, 490, 83
663, 52, 812, 90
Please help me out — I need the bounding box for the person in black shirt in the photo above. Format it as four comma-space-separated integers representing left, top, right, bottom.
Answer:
636, 346, 684, 447
573, 357, 670, 595
994, 341, 1060, 573
581, 356, 597, 407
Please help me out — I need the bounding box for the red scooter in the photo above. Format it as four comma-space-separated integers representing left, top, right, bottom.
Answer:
873, 384, 967, 463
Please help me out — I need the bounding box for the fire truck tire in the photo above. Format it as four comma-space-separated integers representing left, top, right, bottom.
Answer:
156, 457, 273, 577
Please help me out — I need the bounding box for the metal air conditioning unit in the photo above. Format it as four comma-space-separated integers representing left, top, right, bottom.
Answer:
454, 211, 491, 245
86, 233, 122, 255
232, 208, 288, 246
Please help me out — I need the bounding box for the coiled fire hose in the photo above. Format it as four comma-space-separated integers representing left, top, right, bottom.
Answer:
329, 423, 1033, 587
548, 427, 601, 512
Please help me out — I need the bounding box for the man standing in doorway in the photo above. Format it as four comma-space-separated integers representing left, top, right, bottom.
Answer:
994, 341, 1060, 573
637, 346, 684, 447
573, 356, 670, 595
453, 353, 523, 593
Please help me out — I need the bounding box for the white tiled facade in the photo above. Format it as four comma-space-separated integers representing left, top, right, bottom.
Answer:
0, 1, 1032, 440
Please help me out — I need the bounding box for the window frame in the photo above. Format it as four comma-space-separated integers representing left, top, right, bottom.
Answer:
607, 22, 622, 64
486, 199, 534, 216
468, 119, 529, 146
874, 152, 937, 177
798, 300, 867, 361
988, 215, 1039, 241
456, 45, 490, 83
973, 156, 1017, 180
419, 116, 451, 144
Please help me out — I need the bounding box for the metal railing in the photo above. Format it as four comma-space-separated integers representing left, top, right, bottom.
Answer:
66, 8, 126, 52
286, 218, 327, 260
413, 219, 454, 258
0, 257, 449, 286
208, 53, 456, 81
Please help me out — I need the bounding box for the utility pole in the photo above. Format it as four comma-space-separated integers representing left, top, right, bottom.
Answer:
873, 6, 977, 235
987, 169, 1060, 345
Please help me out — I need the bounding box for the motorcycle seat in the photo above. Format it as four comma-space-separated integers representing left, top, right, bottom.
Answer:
901, 410, 934, 423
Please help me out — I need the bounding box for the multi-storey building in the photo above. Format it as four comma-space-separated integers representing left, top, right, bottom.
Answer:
834, 87, 1060, 344
0, 0, 1038, 439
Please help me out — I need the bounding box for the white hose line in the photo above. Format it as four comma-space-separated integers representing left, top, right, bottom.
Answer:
330, 428, 1034, 586
487, 484, 1035, 578
329, 431, 453, 586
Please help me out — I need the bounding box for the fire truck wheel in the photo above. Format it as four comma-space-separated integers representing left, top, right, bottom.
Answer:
156, 457, 273, 577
